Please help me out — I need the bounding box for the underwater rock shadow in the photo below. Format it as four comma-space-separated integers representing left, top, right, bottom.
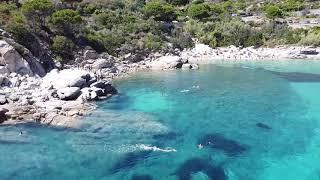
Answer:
256, 123, 272, 130
172, 158, 226, 180
198, 133, 249, 156
152, 132, 178, 141
270, 71, 320, 82
109, 151, 152, 174
101, 93, 131, 110
0, 139, 30, 145
132, 174, 153, 180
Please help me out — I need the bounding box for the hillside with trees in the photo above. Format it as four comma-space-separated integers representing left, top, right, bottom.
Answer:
1, 0, 320, 70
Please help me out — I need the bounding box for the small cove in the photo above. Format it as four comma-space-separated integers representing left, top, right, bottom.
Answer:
1, 62, 320, 180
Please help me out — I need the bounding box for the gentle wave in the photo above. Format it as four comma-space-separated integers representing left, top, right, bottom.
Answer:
136, 144, 177, 153
180, 89, 190, 93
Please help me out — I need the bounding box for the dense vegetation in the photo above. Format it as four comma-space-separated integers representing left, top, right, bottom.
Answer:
1, 0, 320, 64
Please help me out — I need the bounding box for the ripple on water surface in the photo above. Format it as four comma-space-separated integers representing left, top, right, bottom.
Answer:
1, 64, 320, 180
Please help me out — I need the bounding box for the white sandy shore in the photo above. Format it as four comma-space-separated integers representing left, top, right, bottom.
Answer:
181, 44, 320, 64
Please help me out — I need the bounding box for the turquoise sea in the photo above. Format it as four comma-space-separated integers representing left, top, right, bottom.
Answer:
1, 60, 320, 180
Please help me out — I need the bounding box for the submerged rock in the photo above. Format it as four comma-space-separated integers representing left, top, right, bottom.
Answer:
173, 158, 226, 180
110, 151, 151, 174
152, 132, 178, 141
198, 133, 248, 156
271, 71, 320, 82
256, 123, 272, 130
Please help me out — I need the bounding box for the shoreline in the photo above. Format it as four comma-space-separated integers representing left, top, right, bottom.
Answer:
1, 43, 320, 128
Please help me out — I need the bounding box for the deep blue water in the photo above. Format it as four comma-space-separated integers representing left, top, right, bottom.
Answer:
1, 63, 320, 180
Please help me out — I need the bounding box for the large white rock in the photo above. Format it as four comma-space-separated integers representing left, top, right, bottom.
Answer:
0, 66, 9, 74
150, 56, 182, 70
57, 87, 81, 100
84, 49, 99, 60
192, 43, 213, 54
42, 69, 93, 89
92, 58, 114, 69
79, 87, 98, 101
0, 40, 33, 75
0, 95, 7, 105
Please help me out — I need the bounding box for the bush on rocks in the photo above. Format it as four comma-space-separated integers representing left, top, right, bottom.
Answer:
51, 36, 76, 65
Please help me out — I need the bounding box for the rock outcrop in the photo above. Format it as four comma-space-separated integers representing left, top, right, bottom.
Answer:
0, 40, 46, 77
149, 55, 199, 70
0, 40, 33, 76
57, 87, 81, 100
0, 68, 118, 127
42, 69, 92, 89
0, 107, 9, 123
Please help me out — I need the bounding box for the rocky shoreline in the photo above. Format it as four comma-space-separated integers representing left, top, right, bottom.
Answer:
1, 38, 320, 128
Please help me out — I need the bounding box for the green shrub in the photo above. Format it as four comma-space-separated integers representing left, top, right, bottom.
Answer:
284, 29, 305, 44
144, 0, 177, 21
300, 31, 320, 46
51, 9, 83, 35
143, 33, 163, 51
80, 4, 97, 15
244, 30, 263, 47
214, 19, 252, 47
281, 0, 305, 12
6, 13, 33, 45
170, 31, 194, 49
184, 19, 203, 35
51, 36, 75, 63
187, 3, 211, 20
94, 11, 121, 29
265, 5, 283, 19
0, 2, 17, 26
84, 30, 125, 55
209, 4, 224, 16
84, 31, 106, 52
129, 0, 146, 11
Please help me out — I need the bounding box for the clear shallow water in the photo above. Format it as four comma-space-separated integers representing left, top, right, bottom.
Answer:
1, 63, 320, 180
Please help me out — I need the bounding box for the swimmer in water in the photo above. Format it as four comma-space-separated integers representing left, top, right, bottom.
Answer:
19, 131, 23, 136
198, 144, 203, 149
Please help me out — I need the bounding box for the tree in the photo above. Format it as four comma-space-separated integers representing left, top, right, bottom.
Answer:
144, 0, 177, 21
265, 5, 283, 19
187, 3, 211, 20
51, 9, 83, 36
51, 35, 75, 64
21, 0, 54, 30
